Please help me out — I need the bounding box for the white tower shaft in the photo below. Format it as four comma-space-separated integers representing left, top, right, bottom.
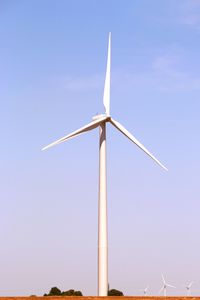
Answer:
98, 122, 108, 296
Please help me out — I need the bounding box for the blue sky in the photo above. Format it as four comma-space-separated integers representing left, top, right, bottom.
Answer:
1, 0, 200, 296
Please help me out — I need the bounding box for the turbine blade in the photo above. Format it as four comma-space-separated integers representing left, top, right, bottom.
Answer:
166, 284, 176, 288
159, 286, 164, 294
103, 32, 111, 115
188, 281, 193, 288
110, 118, 168, 171
42, 116, 107, 151
162, 274, 166, 284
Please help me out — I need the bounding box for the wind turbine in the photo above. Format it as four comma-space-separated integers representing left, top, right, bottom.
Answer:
185, 281, 193, 296
42, 33, 167, 296
142, 285, 149, 296
159, 274, 175, 296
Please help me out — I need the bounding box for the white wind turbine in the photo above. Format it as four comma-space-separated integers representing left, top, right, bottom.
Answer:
42, 33, 167, 296
138, 284, 149, 296
142, 285, 149, 296
185, 281, 193, 296
159, 274, 175, 296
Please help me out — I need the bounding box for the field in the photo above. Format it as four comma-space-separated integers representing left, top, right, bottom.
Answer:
0, 297, 200, 300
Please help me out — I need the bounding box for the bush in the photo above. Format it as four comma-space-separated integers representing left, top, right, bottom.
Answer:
108, 289, 123, 296
74, 291, 83, 296
44, 287, 83, 296
49, 287, 62, 296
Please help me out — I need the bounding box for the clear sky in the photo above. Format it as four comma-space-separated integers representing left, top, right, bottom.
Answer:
1, 0, 200, 296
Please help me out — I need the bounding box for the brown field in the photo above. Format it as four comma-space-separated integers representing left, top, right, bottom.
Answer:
0, 297, 200, 300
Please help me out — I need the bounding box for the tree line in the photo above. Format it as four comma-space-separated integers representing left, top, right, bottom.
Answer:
43, 286, 123, 296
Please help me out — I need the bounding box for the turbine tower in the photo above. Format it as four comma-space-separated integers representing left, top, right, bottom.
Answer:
42, 33, 167, 296
159, 274, 175, 296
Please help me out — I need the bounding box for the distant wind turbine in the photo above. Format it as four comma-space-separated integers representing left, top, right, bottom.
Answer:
142, 285, 149, 296
159, 274, 175, 296
138, 284, 149, 296
185, 281, 193, 296
42, 33, 167, 296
